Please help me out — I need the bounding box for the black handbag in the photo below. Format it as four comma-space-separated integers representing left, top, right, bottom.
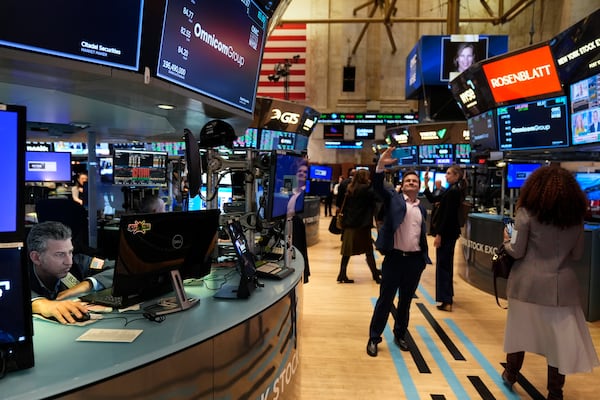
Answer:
328, 215, 342, 235
491, 244, 514, 308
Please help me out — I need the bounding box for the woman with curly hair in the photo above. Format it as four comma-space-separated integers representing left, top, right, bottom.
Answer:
501, 165, 599, 400
336, 168, 381, 284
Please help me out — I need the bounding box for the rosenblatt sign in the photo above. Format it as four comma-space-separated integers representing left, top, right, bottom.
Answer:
482, 45, 562, 104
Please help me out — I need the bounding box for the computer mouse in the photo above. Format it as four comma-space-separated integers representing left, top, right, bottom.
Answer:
46, 311, 91, 323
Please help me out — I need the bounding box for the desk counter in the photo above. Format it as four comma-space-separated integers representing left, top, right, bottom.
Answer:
3, 256, 304, 400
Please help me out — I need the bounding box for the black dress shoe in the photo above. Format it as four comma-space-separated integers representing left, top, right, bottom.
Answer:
372, 271, 382, 284
366, 340, 378, 357
337, 277, 355, 283
437, 303, 452, 312
393, 336, 409, 351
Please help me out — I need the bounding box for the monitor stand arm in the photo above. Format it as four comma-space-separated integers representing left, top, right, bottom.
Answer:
143, 270, 199, 317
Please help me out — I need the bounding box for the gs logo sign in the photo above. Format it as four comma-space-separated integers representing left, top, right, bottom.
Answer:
271, 108, 300, 125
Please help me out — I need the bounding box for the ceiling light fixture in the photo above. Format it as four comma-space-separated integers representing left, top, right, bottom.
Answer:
157, 104, 175, 110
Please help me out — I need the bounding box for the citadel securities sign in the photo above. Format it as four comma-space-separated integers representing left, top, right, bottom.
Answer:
482, 44, 563, 105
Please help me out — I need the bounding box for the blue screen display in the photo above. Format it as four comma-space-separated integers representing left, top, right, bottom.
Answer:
575, 173, 600, 201
309, 165, 332, 181
25, 151, 72, 182
506, 163, 541, 189
0, 111, 19, 234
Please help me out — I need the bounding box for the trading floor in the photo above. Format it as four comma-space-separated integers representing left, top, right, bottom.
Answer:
298, 209, 600, 400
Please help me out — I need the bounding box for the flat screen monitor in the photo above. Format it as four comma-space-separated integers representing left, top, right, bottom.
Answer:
0, 105, 25, 243
306, 180, 331, 197
309, 165, 332, 181
53, 142, 111, 156
468, 110, 498, 152
0, 246, 34, 373
0, 1, 143, 71
156, 0, 268, 116
324, 140, 363, 149
99, 157, 114, 184
569, 72, 600, 146
506, 163, 542, 189
418, 144, 454, 166
574, 172, 600, 201
233, 128, 258, 148
113, 149, 168, 187
391, 146, 418, 166
434, 171, 449, 190
259, 129, 308, 151
147, 142, 186, 156
455, 143, 472, 164
354, 125, 375, 140
496, 96, 570, 151
323, 124, 344, 139
266, 153, 306, 221
111, 210, 220, 308
24, 151, 72, 183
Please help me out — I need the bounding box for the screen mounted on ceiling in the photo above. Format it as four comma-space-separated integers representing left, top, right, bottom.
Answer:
496, 96, 569, 151
0, 1, 143, 71
570, 72, 600, 146
157, 0, 268, 116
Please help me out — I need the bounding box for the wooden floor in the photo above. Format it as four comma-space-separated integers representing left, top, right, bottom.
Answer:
298, 209, 600, 400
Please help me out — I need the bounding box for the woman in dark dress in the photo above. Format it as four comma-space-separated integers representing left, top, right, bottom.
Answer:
336, 169, 381, 283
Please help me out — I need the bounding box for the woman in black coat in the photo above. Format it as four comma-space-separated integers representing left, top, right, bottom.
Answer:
336, 169, 381, 283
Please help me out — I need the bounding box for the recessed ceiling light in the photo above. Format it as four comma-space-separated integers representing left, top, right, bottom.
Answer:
157, 104, 175, 110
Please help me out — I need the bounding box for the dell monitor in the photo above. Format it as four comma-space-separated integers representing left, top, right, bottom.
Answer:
111, 210, 220, 315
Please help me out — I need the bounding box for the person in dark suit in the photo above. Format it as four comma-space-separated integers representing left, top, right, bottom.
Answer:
423, 165, 466, 312
367, 147, 432, 357
27, 221, 113, 324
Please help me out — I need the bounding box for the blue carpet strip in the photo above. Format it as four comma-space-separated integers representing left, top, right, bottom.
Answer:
467, 375, 496, 400
415, 303, 466, 361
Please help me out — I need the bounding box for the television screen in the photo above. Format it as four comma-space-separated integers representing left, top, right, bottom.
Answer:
354, 125, 375, 140
0, 1, 143, 71
0, 105, 25, 242
266, 153, 307, 220
391, 146, 418, 166
259, 129, 308, 151
455, 143, 472, 164
147, 142, 186, 156
405, 34, 509, 99
434, 171, 449, 189
25, 151, 72, 182
482, 44, 563, 106
418, 144, 454, 165
251, 97, 321, 136
306, 180, 331, 197
574, 172, 600, 201
570, 72, 600, 146
496, 96, 569, 151
450, 65, 497, 118
233, 128, 258, 148
323, 124, 344, 139
550, 8, 600, 85
156, 0, 268, 116
468, 110, 498, 152
506, 163, 541, 189
99, 157, 114, 184
113, 149, 168, 187
53, 142, 111, 156
309, 165, 332, 181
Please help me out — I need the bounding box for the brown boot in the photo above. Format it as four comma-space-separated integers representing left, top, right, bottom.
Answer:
502, 351, 525, 388
547, 365, 565, 400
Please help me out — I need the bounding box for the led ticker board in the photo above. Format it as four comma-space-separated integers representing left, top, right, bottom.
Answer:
482, 44, 563, 106
418, 143, 454, 165
318, 113, 419, 124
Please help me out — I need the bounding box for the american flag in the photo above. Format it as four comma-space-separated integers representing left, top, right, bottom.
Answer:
257, 23, 306, 102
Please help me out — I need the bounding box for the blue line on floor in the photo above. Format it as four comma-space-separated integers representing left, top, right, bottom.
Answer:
443, 319, 520, 399
415, 325, 471, 399
417, 284, 436, 305
372, 298, 420, 399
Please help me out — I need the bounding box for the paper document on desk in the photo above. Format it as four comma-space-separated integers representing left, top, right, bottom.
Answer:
76, 328, 143, 343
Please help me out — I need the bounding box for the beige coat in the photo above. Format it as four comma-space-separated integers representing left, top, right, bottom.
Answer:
503, 207, 585, 307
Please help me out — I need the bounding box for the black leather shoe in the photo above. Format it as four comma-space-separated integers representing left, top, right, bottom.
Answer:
338, 277, 355, 283
366, 340, 378, 357
437, 303, 452, 312
394, 336, 409, 351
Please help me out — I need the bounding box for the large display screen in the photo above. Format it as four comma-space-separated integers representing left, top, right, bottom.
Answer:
570, 72, 600, 146
308, 165, 332, 181
507, 163, 542, 189
574, 172, 600, 201
232, 128, 258, 148
113, 149, 168, 187
0, 105, 25, 243
322, 124, 344, 139
418, 144, 454, 166
156, 0, 268, 116
467, 110, 497, 152
482, 44, 563, 106
354, 125, 375, 139
496, 96, 570, 151
25, 151, 72, 183
267, 153, 306, 220
455, 143, 472, 164
0, 1, 143, 71
405, 34, 509, 99
259, 130, 308, 151
391, 146, 418, 166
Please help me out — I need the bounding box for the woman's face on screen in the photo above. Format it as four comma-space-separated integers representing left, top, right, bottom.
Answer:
456, 46, 475, 72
